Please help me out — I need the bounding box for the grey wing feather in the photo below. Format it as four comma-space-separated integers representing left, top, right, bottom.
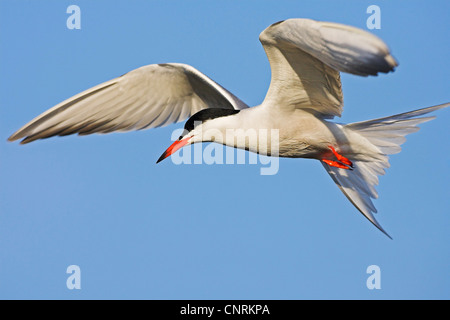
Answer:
321, 103, 449, 238
8, 63, 248, 144
259, 18, 398, 118
322, 161, 392, 239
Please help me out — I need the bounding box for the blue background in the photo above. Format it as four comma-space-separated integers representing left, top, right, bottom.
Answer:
0, 0, 448, 299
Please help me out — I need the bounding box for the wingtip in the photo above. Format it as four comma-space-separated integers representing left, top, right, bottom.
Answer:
8, 130, 28, 144
361, 209, 392, 239
379, 227, 393, 240
371, 219, 393, 240
7, 132, 18, 142
385, 54, 399, 69
7, 135, 24, 144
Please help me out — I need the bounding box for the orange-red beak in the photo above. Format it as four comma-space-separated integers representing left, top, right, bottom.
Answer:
156, 137, 191, 163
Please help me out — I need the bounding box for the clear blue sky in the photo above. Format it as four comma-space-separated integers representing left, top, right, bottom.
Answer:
0, 0, 448, 299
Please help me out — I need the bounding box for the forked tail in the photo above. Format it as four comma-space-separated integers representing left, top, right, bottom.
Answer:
321, 103, 449, 238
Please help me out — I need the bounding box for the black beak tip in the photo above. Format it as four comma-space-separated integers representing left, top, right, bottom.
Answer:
156, 152, 167, 164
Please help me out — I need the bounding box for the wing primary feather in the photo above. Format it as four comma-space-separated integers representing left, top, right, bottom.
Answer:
259, 18, 398, 118
9, 81, 118, 142
8, 63, 248, 144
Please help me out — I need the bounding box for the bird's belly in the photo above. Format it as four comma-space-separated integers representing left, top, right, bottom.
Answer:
276, 117, 342, 158
278, 123, 382, 161
217, 110, 377, 160
277, 139, 320, 158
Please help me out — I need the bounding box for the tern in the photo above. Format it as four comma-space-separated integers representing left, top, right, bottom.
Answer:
8, 19, 448, 238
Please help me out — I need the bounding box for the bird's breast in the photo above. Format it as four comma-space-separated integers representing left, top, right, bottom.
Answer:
205, 107, 347, 159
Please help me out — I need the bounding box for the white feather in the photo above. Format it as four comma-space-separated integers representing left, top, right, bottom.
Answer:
8, 63, 248, 144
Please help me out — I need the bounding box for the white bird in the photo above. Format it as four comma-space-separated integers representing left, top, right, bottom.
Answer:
8, 19, 448, 238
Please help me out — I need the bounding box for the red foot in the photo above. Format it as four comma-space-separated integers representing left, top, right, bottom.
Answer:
322, 146, 353, 169
322, 159, 352, 169
328, 146, 353, 167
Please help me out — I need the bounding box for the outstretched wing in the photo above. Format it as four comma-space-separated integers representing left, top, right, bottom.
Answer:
322, 160, 392, 238
9, 63, 248, 144
259, 18, 398, 119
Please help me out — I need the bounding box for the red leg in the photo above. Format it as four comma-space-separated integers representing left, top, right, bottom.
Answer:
322, 159, 352, 170
328, 146, 353, 167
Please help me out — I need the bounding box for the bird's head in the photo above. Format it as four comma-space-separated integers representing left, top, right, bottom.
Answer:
156, 108, 240, 163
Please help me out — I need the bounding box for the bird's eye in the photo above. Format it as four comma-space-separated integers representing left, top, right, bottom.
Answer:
178, 136, 183, 140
